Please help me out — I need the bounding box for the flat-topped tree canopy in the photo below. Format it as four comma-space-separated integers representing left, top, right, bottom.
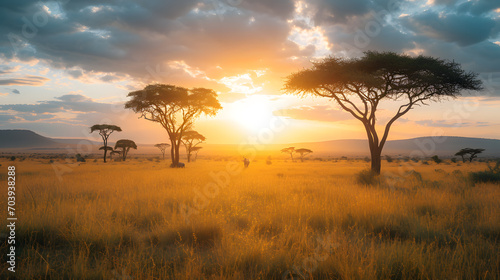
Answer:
285, 51, 482, 174
125, 84, 221, 167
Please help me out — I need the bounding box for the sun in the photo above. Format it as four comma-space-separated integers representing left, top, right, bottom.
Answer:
228, 95, 275, 132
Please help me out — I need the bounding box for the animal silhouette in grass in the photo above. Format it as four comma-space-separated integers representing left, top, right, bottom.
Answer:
284, 51, 482, 174
91, 124, 122, 162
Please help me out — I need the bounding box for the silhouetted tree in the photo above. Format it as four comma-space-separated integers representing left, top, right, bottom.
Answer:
191, 146, 203, 162
114, 139, 137, 161
125, 84, 221, 168
99, 146, 114, 160
281, 147, 295, 161
154, 143, 170, 160
285, 51, 482, 174
91, 124, 122, 162
182, 130, 206, 163
455, 148, 485, 163
295, 148, 312, 162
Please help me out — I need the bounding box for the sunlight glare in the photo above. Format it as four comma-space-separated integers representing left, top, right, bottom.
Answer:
228, 95, 275, 133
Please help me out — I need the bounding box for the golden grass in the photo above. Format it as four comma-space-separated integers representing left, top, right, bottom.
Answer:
0, 158, 498, 279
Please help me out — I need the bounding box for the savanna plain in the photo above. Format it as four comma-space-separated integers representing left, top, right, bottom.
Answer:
0, 157, 499, 279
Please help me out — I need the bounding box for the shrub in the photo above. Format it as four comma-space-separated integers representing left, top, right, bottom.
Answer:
431, 155, 442, 164
10, 156, 16, 161
385, 155, 393, 162
76, 154, 86, 162
356, 170, 380, 186
451, 158, 457, 163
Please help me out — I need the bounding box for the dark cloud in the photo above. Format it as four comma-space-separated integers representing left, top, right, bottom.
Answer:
457, 0, 500, 16
0, 94, 110, 114
274, 105, 352, 122
402, 11, 498, 46
0, 75, 49, 86
11, 88, 20, 94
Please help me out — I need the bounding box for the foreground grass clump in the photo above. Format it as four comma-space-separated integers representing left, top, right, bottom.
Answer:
470, 161, 500, 184
0, 158, 498, 279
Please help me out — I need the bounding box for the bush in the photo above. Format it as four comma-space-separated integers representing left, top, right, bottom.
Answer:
10, 156, 16, 161
356, 170, 380, 186
75, 154, 86, 162
431, 155, 442, 164
451, 158, 457, 163
385, 155, 393, 163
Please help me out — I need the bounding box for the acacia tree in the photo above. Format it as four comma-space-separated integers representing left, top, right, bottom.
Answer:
455, 148, 485, 163
154, 143, 170, 160
91, 124, 122, 163
114, 139, 137, 161
284, 51, 482, 174
182, 130, 206, 163
281, 147, 295, 161
125, 84, 221, 167
295, 148, 313, 162
191, 146, 203, 162
99, 146, 114, 160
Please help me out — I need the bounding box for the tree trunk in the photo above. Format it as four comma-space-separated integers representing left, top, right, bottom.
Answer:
170, 141, 176, 167
370, 146, 382, 175
174, 142, 181, 165
187, 152, 191, 163
103, 138, 107, 163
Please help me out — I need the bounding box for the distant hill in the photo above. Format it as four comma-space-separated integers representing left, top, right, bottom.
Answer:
1, 129, 499, 158
277, 136, 500, 157
0, 130, 60, 148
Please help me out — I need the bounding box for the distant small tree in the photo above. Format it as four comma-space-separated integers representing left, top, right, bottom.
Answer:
281, 147, 295, 161
99, 146, 114, 160
455, 148, 485, 163
385, 155, 393, 163
191, 146, 203, 162
431, 155, 442, 164
295, 148, 313, 162
181, 130, 206, 163
90, 124, 122, 163
154, 143, 170, 160
114, 139, 137, 161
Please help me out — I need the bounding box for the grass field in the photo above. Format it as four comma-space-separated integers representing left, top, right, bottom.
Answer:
1, 157, 499, 279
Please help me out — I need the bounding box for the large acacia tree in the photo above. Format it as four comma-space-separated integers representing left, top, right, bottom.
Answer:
125, 84, 221, 167
285, 51, 482, 174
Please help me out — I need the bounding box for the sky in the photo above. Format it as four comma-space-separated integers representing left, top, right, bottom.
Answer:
1, 0, 500, 145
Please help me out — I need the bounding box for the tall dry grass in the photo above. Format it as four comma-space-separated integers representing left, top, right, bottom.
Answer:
0, 158, 498, 279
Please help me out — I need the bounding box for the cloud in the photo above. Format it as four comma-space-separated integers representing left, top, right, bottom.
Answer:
402, 11, 498, 46
0, 75, 50, 86
416, 119, 491, 128
274, 105, 352, 122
